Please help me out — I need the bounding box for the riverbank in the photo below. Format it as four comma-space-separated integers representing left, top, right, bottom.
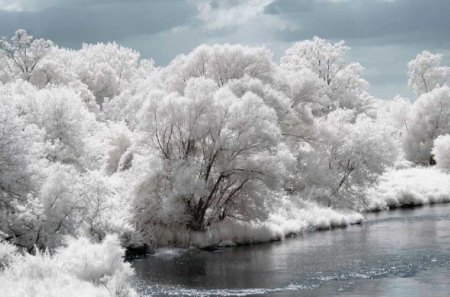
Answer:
137, 197, 364, 249
2, 167, 450, 297
132, 204, 450, 297
366, 167, 450, 211
134, 166, 450, 250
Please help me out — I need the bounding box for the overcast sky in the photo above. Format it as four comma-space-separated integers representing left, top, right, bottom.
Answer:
1, 0, 450, 99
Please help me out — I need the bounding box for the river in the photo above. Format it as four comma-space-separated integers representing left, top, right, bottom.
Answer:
131, 204, 450, 296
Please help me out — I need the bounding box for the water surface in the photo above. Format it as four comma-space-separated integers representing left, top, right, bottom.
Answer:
132, 204, 450, 296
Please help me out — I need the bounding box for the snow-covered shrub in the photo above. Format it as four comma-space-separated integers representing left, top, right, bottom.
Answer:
77, 170, 135, 243
433, 135, 450, 170
0, 240, 18, 269
0, 235, 136, 297
367, 167, 450, 210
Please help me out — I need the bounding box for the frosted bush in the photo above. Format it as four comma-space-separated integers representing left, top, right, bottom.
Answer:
0, 235, 136, 297
57, 235, 133, 283
367, 167, 450, 210
0, 240, 18, 268
433, 135, 450, 170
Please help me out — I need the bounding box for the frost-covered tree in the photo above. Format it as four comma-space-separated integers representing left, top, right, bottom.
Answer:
134, 78, 288, 232
25, 86, 97, 166
283, 68, 330, 116
281, 37, 349, 85
0, 29, 52, 82
33, 164, 82, 249
281, 37, 372, 114
78, 171, 131, 241
0, 98, 34, 245
75, 43, 138, 105
27, 42, 154, 109
28, 48, 79, 88
404, 86, 450, 165
0, 98, 32, 199
408, 51, 450, 96
375, 95, 412, 132
1, 162, 80, 250
296, 110, 397, 208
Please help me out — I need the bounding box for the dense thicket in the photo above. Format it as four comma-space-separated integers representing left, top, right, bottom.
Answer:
0, 29, 449, 250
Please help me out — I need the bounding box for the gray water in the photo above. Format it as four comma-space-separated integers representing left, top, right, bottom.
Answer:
132, 204, 450, 296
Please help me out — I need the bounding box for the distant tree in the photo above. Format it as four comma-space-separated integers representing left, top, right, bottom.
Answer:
29, 48, 79, 88
281, 37, 372, 114
0, 29, 52, 82
408, 51, 450, 96
281, 37, 350, 86
404, 86, 450, 165
74, 43, 144, 106
375, 95, 412, 132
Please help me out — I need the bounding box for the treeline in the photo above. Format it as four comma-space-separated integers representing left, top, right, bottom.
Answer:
0, 30, 450, 250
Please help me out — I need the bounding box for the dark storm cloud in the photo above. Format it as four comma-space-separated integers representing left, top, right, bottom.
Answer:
0, 0, 197, 48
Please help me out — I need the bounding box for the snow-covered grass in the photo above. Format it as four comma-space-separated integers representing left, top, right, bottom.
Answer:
0, 235, 137, 297
366, 167, 450, 211
0, 240, 17, 269
145, 197, 363, 248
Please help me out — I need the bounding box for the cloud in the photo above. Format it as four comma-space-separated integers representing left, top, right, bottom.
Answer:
1, 0, 450, 99
0, 0, 36, 12
196, 0, 273, 29
0, 0, 197, 48
0, 0, 80, 12
265, 0, 450, 45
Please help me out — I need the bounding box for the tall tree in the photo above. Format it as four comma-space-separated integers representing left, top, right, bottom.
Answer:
134, 78, 287, 232
408, 51, 450, 96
